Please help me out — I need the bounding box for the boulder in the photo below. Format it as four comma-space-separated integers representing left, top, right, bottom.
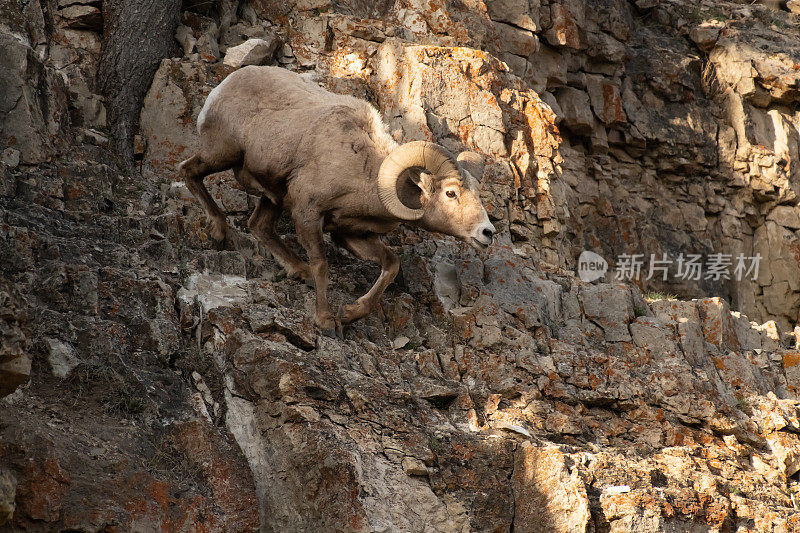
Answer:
512, 444, 591, 533
586, 75, 627, 126
486, 0, 538, 31
767, 205, 800, 230
0, 29, 66, 164
1, 148, 20, 169
45, 338, 81, 378
494, 22, 538, 57
223, 36, 279, 67
0, 470, 14, 527
766, 432, 800, 477
543, 2, 583, 50
689, 24, 722, 52
580, 283, 633, 342
58, 5, 103, 31
555, 87, 594, 134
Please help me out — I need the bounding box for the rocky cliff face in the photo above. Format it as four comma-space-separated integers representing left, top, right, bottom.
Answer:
3, 0, 800, 531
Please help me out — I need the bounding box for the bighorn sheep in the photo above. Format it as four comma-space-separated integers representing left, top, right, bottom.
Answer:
179, 66, 495, 334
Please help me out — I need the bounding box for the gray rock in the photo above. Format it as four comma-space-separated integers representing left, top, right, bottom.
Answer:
512, 444, 591, 532
529, 44, 568, 90
555, 87, 594, 134
223, 37, 280, 67
585, 75, 627, 126
580, 283, 633, 342
0, 29, 65, 164
689, 24, 721, 52
59, 5, 103, 31
197, 22, 221, 62
176, 24, 197, 56
401, 457, 428, 476
494, 22, 539, 57
45, 338, 81, 378
1, 148, 20, 169
486, 0, 538, 31
767, 205, 800, 229
587, 31, 626, 63
0, 470, 14, 527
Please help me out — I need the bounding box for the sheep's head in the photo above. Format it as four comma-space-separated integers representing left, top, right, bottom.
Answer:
378, 141, 496, 251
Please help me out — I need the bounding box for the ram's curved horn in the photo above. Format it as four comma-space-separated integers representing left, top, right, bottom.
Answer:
377, 141, 460, 220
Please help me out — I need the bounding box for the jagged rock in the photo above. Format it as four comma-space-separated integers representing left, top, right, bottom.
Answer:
590, 118, 609, 153
45, 338, 80, 378
175, 24, 197, 56
543, 2, 584, 49
586, 74, 627, 126
767, 205, 800, 230
587, 31, 626, 63
1, 148, 19, 169
376, 42, 560, 161
556, 87, 594, 134
766, 432, 800, 476
139, 59, 250, 212
689, 24, 722, 52
512, 444, 591, 533
223, 37, 278, 67
486, 0, 538, 31
0, 470, 14, 527
196, 22, 221, 62
494, 22, 538, 57
529, 44, 567, 91
59, 5, 103, 31
0, 28, 66, 164
580, 283, 633, 342
401, 457, 428, 476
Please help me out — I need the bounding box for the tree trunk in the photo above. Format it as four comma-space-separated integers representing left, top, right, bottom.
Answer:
98, 0, 181, 173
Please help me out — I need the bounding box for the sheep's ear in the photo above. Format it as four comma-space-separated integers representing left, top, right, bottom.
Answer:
457, 151, 485, 182
410, 169, 432, 194
407, 169, 432, 203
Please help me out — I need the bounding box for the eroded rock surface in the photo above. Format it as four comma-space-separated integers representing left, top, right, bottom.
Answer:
2, 0, 800, 532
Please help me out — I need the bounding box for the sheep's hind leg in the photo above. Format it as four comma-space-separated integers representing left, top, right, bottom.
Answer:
333, 233, 399, 324
179, 154, 230, 243
248, 196, 311, 280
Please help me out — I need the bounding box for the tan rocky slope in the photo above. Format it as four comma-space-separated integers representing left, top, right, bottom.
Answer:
2, 0, 800, 531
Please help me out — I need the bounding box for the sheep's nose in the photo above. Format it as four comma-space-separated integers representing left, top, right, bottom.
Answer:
482, 227, 495, 241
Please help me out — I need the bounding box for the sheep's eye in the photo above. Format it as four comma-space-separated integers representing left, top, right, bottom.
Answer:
446, 190, 457, 199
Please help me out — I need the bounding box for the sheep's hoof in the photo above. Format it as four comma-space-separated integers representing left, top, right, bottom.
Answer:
339, 303, 365, 325
319, 327, 344, 340
316, 314, 343, 339
209, 223, 228, 244
318, 323, 343, 340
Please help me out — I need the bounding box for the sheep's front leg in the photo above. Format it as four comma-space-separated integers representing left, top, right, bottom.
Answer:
293, 214, 336, 333
333, 233, 399, 324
